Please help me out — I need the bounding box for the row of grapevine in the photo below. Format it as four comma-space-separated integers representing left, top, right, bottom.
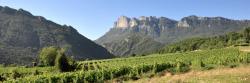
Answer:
3, 47, 250, 82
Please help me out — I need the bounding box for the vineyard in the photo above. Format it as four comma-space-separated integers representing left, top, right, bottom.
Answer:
1, 47, 250, 82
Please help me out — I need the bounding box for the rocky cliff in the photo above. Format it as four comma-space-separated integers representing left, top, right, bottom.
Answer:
96, 15, 250, 56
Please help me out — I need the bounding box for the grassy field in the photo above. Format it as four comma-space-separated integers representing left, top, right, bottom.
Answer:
0, 47, 249, 82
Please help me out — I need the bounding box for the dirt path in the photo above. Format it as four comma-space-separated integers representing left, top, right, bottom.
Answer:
239, 46, 250, 52
127, 65, 250, 83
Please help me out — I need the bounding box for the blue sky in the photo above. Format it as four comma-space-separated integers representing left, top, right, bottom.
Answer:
0, 0, 249, 40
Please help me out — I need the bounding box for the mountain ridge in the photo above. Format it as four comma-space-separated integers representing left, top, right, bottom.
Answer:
96, 15, 250, 56
0, 6, 113, 65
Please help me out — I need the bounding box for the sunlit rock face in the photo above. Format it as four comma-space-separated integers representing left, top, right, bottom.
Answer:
177, 20, 190, 28
129, 18, 138, 28
113, 16, 177, 38
96, 15, 250, 56
114, 16, 130, 28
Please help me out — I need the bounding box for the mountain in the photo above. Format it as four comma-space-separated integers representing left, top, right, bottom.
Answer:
158, 27, 250, 54
0, 6, 113, 65
96, 15, 250, 56
98, 33, 163, 56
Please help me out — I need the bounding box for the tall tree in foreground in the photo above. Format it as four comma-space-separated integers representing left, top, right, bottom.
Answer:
55, 48, 72, 72
39, 46, 58, 66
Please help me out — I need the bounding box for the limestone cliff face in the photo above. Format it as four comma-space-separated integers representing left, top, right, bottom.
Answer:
96, 15, 250, 56
112, 16, 177, 38
129, 18, 138, 27
114, 16, 130, 28
177, 20, 190, 27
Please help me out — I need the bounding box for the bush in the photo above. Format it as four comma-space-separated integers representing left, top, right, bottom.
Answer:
55, 49, 72, 72
39, 46, 58, 66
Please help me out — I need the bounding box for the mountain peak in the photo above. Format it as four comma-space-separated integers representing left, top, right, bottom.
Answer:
0, 6, 33, 17
186, 15, 199, 18
0, 6, 16, 15
0, 6, 113, 64
114, 16, 130, 28
17, 8, 33, 16
113, 16, 176, 29
97, 15, 250, 56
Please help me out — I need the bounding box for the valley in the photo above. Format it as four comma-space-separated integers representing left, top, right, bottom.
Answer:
0, 2, 249, 82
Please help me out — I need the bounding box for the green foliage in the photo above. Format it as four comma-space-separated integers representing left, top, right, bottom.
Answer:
39, 46, 58, 66
0, 75, 6, 81
2, 48, 250, 82
4, 28, 250, 82
191, 59, 205, 70
243, 27, 250, 43
32, 69, 40, 75
55, 49, 72, 72
84, 70, 102, 82
158, 28, 250, 53
39, 46, 75, 72
11, 69, 21, 79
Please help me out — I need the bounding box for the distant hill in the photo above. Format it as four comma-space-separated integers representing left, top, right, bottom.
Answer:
158, 27, 250, 53
96, 16, 250, 56
0, 6, 113, 65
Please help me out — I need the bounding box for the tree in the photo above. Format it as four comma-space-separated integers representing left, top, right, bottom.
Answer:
55, 48, 72, 72
243, 27, 250, 43
39, 46, 58, 66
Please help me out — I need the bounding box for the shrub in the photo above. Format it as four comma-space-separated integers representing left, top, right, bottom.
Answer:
55, 49, 72, 72
39, 46, 58, 66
